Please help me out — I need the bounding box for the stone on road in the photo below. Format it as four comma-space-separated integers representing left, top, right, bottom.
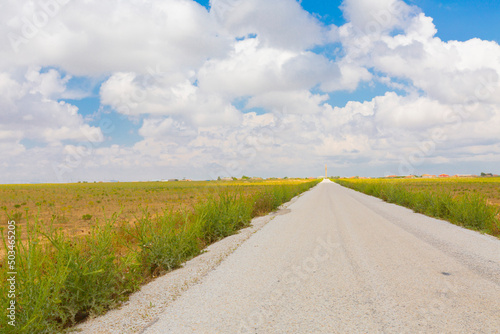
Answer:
144, 180, 500, 333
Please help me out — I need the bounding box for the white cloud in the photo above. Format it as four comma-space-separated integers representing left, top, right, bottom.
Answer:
100, 72, 242, 127
247, 90, 329, 115
198, 38, 300, 96
211, 0, 325, 50
340, 6, 500, 105
321, 60, 372, 92
0, 70, 103, 147
2, 0, 500, 182
1, 0, 229, 75
24, 66, 69, 99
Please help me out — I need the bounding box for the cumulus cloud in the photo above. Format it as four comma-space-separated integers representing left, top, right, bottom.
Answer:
0, 71, 103, 145
340, 7, 500, 105
210, 0, 325, 50
197, 37, 339, 97
247, 90, 329, 115
1, 0, 228, 75
2, 0, 500, 182
99, 72, 242, 126
341, 0, 416, 32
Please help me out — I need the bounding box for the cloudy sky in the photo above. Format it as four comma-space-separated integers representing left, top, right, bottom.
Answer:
1, 0, 500, 183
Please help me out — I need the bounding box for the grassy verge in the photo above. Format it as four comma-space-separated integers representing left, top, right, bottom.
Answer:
335, 179, 500, 237
0, 180, 319, 333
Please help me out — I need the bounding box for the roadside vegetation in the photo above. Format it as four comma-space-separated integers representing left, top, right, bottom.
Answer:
0, 179, 319, 333
335, 177, 500, 237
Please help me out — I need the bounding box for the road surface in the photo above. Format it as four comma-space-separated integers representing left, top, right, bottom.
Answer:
143, 179, 500, 333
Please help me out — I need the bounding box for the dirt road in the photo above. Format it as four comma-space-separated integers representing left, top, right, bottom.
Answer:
133, 180, 500, 332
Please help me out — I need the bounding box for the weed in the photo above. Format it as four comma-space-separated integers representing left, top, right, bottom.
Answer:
336, 178, 500, 237
0, 179, 320, 333
131, 212, 200, 275
195, 191, 252, 243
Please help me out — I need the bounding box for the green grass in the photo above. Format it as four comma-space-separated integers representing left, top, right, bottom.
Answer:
335, 179, 500, 236
0, 180, 319, 333
194, 191, 252, 244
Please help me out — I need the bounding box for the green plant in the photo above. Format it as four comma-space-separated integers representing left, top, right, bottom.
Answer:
335, 179, 499, 237
0, 180, 320, 333
0, 217, 70, 333
195, 191, 252, 243
11, 212, 22, 222
130, 212, 200, 275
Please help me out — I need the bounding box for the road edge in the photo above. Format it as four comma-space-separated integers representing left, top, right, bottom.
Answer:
74, 186, 315, 334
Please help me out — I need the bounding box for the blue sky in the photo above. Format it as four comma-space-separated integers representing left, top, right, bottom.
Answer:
410, 0, 500, 42
1, 0, 500, 183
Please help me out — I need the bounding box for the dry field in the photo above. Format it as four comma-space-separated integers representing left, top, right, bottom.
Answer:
0, 179, 309, 239
376, 177, 500, 208
0, 179, 320, 333
335, 177, 500, 236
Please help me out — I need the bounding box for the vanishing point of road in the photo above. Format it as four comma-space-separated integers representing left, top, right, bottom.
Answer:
144, 179, 500, 333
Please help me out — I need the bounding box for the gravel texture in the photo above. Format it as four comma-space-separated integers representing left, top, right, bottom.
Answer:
79, 180, 500, 333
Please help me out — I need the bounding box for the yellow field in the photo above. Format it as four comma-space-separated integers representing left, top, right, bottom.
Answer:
0, 179, 310, 238
335, 177, 500, 238
342, 177, 500, 208
0, 179, 320, 332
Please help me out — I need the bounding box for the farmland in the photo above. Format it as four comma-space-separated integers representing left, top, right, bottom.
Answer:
335, 177, 500, 237
0, 179, 314, 240
0, 179, 319, 333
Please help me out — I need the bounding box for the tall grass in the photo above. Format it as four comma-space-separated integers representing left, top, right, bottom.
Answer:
0, 180, 319, 333
129, 211, 201, 276
195, 191, 253, 244
335, 179, 500, 236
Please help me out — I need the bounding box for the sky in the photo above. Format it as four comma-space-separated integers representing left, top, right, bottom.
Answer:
1, 0, 500, 183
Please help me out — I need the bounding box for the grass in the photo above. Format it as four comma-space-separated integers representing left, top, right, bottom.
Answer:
0, 179, 319, 333
0, 180, 312, 243
335, 177, 500, 237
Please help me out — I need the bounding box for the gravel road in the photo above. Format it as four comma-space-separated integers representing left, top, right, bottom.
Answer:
81, 179, 500, 333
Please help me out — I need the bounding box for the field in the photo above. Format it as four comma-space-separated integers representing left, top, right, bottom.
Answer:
0, 180, 310, 241
335, 177, 500, 237
0, 179, 319, 333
